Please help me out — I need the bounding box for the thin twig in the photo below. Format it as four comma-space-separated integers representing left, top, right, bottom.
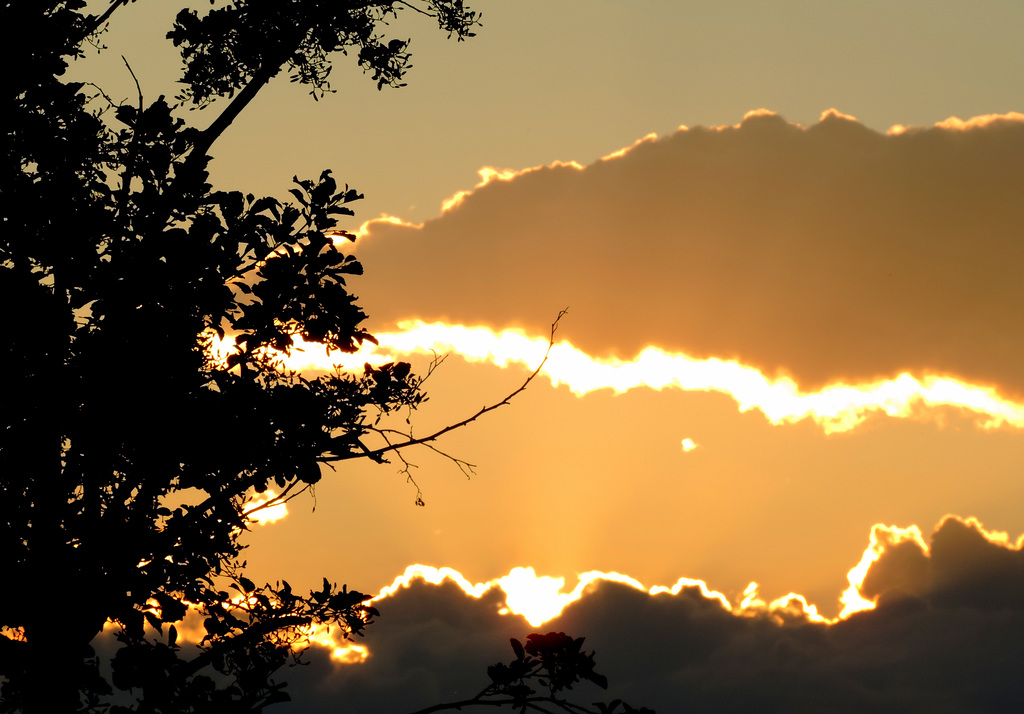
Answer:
241, 480, 309, 520
116, 56, 143, 208
395, 0, 435, 17
320, 309, 567, 466
373, 427, 477, 477
122, 56, 143, 110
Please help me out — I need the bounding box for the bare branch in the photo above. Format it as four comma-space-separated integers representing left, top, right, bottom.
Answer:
320, 309, 567, 466
117, 56, 143, 206
395, 0, 435, 18
240, 480, 310, 522
372, 427, 477, 477
122, 55, 142, 110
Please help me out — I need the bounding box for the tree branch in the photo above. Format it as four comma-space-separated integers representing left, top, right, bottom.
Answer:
176, 614, 310, 679
185, 64, 280, 168
320, 309, 567, 466
82, 0, 131, 40
183, 0, 383, 165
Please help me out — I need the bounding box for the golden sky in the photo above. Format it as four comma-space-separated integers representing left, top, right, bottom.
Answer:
80, 1, 1024, 710
241, 108, 1024, 606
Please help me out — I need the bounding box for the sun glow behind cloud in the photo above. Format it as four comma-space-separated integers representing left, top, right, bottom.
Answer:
242, 490, 289, 525
369, 564, 826, 630
305, 515, 1024, 665
358, 512, 1021, 635
61, 515, 1022, 672
838, 523, 928, 618
212, 321, 1024, 435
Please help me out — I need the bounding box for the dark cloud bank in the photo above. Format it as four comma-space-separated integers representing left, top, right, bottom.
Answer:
353, 111, 1024, 398
271, 516, 1024, 712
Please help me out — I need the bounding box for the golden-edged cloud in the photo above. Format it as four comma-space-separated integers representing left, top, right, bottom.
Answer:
348, 110, 1024, 400
438, 161, 585, 214
248, 515, 1024, 712
82, 512, 1024, 711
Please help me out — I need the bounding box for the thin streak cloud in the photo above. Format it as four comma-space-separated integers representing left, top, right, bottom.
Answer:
212, 322, 1024, 434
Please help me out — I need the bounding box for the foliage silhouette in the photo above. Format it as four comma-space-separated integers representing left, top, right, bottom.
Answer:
0, 1, 505, 711
411, 632, 655, 714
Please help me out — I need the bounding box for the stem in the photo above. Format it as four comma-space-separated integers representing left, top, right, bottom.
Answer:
186, 64, 279, 167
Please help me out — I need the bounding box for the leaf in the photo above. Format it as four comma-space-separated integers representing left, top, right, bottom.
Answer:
250, 195, 279, 214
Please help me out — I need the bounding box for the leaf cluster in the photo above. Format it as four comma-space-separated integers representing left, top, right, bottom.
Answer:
0, 0, 479, 711
168, 0, 481, 104
103, 570, 378, 713
489, 632, 609, 701
414, 633, 655, 714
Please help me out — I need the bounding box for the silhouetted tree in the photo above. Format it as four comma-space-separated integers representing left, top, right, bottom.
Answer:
0, 1, 510, 711
411, 632, 656, 714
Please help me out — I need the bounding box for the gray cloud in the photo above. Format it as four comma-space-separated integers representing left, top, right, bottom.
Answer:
270, 516, 1024, 712
88, 517, 1024, 711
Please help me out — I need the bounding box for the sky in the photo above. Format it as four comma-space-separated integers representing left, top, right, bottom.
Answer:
79, 1, 1024, 710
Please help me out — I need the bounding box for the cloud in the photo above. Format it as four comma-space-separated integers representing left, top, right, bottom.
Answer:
81, 516, 1024, 711
350, 110, 1024, 400
271, 515, 1024, 713
212, 318, 1024, 436
868, 515, 1024, 611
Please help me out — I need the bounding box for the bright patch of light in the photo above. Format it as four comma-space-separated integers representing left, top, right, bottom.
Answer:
243, 490, 288, 525
305, 623, 370, 663
212, 322, 1024, 435
600, 132, 658, 161
498, 568, 575, 627
888, 111, 1024, 135
343, 213, 423, 242
820, 108, 859, 123
363, 322, 1024, 434
376, 565, 494, 600
439, 160, 584, 213
838, 523, 928, 618
368, 564, 820, 632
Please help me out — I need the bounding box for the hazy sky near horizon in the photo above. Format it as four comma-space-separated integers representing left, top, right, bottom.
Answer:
78, 1, 1024, 709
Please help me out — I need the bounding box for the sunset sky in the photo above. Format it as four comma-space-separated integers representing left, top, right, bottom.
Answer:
81, 1, 1024, 710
